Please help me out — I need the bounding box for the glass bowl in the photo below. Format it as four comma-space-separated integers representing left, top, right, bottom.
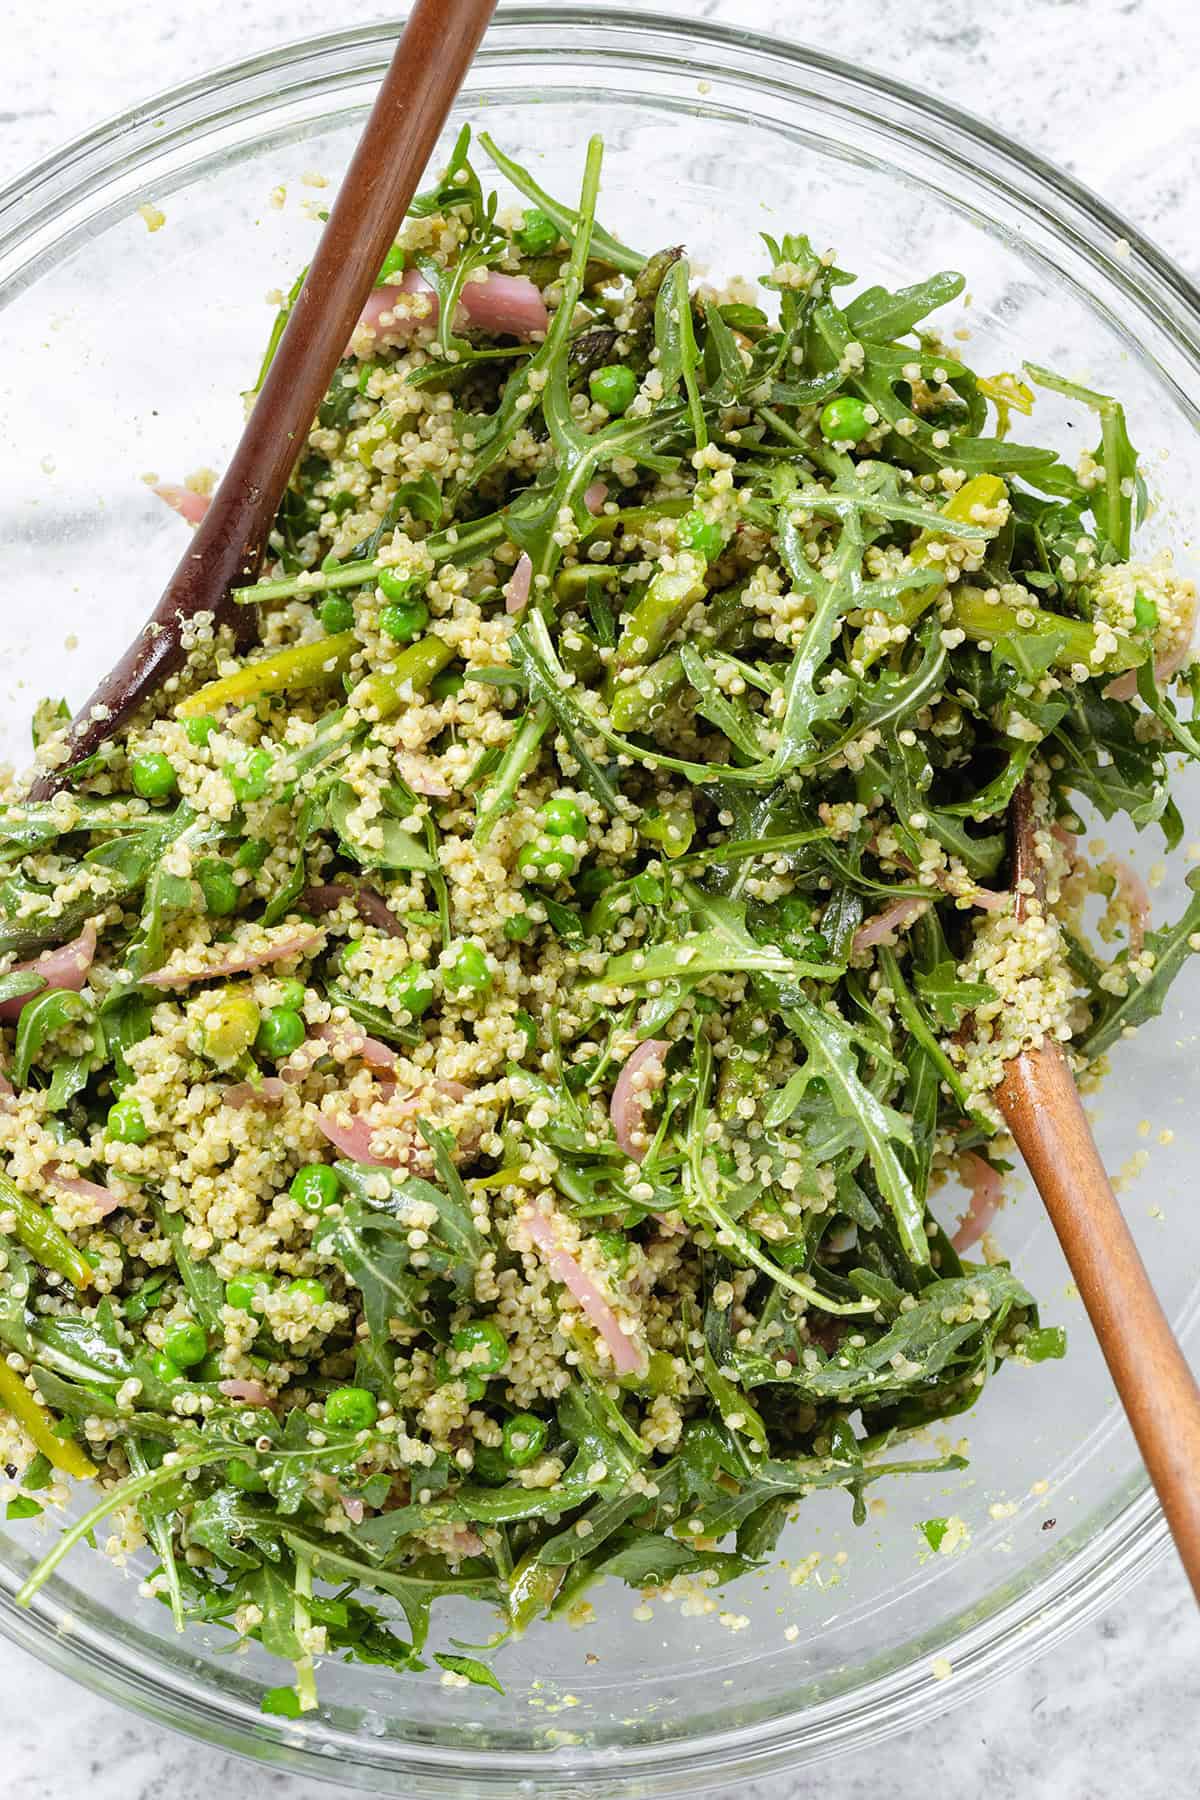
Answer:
2, 9, 1199, 1794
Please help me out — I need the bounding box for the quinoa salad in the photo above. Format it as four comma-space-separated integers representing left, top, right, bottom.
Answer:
0, 129, 1197, 1711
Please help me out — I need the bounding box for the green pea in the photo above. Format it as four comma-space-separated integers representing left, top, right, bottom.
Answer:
184, 714, 216, 748
380, 597, 430, 643
130, 751, 177, 801
516, 841, 574, 886
226, 746, 274, 804
444, 940, 491, 997
676, 510, 724, 560
287, 1277, 327, 1305
275, 978, 306, 1010
430, 668, 465, 700
388, 961, 435, 1019
589, 364, 637, 415
289, 1164, 341, 1211
234, 837, 269, 872
515, 208, 558, 256
197, 857, 240, 918
106, 1098, 148, 1144
227, 1456, 269, 1493
340, 938, 366, 972
819, 395, 872, 443
148, 1352, 183, 1385
225, 1271, 272, 1312
201, 990, 260, 1063
503, 912, 534, 943
377, 566, 419, 604
375, 244, 406, 284
194, 1353, 224, 1381
471, 1442, 510, 1485
541, 796, 587, 840
325, 1386, 378, 1430
319, 595, 355, 635
256, 1007, 306, 1060
502, 1412, 548, 1467
452, 1319, 508, 1375
162, 1320, 207, 1367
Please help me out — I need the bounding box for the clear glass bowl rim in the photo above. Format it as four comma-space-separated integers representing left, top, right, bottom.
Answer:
0, 8, 1195, 1793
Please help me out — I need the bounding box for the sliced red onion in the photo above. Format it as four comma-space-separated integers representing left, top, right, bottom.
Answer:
0, 1068, 14, 1111
279, 1021, 397, 1088
298, 883, 357, 915
353, 890, 406, 937
316, 1076, 473, 1165
223, 1076, 289, 1109
1105, 630, 1195, 702
522, 1208, 647, 1376
44, 1164, 121, 1218
852, 898, 927, 954
1113, 858, 1151, 954
0, 920, 97, 1023
823, 1220, 859, 1255
1050, 822, 1078, 863
458, 271, 549, 338
353, 269, 548, 347
952, 1151, 1004, 1253
298, 883, 405, 938
889, 858, 1005, 916
342, 1495, 365, 1525
504, 552, 533, 616
140, 926, 322, 988
153, 483, 210, 525
610, 1039, 670, 1162
584, 480, 608, 517
446, 1525, 485, 1559
218, 1378, 272, 1406
316, 1108, 397, 1164
395, 752, 450, 798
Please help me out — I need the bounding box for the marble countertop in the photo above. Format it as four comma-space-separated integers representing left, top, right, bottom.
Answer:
2, 1, 1199, 1794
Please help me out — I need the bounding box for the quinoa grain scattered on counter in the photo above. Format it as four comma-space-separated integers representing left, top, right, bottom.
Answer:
0, 127, 1197, 1713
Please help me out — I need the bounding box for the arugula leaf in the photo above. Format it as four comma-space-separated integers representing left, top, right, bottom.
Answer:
12, 988, 90, 1088
0, 971, 45, 1008
313, 1177, 427, 1343
654, 257, 706, 450
1079, 868, 1200, 1060
151, 1199, 226, 1332
433, 1652, 505, 1693
783, 995, 926, 1266
477, 132, 644, 276
324, 782, 434, 873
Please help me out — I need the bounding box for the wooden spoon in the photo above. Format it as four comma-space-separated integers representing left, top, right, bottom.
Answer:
995, 780, 1200, 1600
29, 0, 496, 800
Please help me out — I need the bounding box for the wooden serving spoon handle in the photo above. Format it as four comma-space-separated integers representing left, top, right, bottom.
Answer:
996, 784, 1200, 1600
29, 0, 496, 798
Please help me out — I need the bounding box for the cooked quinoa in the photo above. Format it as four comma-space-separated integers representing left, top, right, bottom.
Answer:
1, 129, 1197, 1710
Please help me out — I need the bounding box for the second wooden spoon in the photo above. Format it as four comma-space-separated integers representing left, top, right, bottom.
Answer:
996, 781, 1200, 1600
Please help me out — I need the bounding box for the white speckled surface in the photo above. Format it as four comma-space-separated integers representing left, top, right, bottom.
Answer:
1, 1, 1199, 1794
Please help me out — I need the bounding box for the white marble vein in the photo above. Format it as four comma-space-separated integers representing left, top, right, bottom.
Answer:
1, 1, 1199, 1794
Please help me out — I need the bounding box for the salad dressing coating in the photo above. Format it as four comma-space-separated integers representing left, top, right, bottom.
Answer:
0, 128, 1195, 1707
